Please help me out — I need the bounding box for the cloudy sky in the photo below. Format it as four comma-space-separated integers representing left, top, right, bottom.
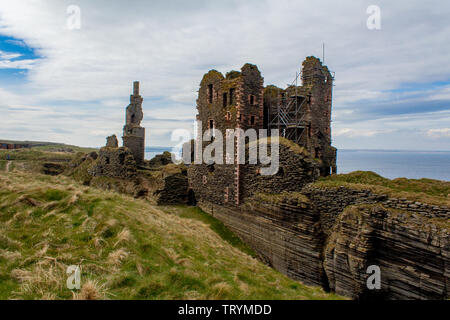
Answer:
0, 0, 449, 150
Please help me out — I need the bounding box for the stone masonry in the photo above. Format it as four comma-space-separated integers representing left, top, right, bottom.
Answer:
264, 57, 336, 176
188, 57, 336, 207
186, 58, 449, 300
123, 81, 145, 165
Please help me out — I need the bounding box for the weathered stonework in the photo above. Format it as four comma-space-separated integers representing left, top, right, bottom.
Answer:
148, 151, 172, 167
324, 204, 449, 300
89, 147, 137, 179
188, 57, 336, 210
188, 138, 320, 207
264, 57, 337, 176
106, 135, 119, 147
197, 185, 449, 300
186, 57, 448, 300
153, 165, 189, 205
123, 81, 145, 165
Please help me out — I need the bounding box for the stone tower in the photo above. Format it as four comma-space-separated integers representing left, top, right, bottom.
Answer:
189, 64, 264, 206
123, 81, 145, 165
263, 56, 336, 176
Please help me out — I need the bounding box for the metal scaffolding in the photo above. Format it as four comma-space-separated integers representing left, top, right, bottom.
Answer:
267, 71, 309, 145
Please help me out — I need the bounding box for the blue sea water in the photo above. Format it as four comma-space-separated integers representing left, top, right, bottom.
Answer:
337, 150, 450, 181
145, 147, 450, 181
145, 147, 172, 161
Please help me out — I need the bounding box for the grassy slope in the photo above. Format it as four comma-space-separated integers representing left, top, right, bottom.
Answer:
0, 146, 97, 161
314, 171, 450, 206
0, 140, 97, 154
0, 171, 340, 300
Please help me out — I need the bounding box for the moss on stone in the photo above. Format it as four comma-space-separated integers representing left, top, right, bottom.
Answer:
248, 136, 311, 157
225, 70, 241, 80
200, 69, 224, 86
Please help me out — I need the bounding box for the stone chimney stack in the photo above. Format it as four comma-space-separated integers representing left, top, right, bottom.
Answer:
133, 81, 139, 95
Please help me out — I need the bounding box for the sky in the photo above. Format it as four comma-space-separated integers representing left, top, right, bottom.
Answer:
0, 0, 449, 150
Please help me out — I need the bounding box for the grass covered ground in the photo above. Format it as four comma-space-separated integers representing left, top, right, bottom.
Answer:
0, 170, 340, 300
0, 140, 97, 154
314, 171, 450, 206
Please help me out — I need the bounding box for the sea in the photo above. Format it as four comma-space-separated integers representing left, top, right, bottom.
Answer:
145, 147, 450, 181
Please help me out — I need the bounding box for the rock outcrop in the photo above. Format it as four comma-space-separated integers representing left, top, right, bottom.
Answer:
197, 184, 449, 300
324, 204, 449, 300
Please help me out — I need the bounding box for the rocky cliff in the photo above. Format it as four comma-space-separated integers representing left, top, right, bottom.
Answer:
197, 178, 449, 300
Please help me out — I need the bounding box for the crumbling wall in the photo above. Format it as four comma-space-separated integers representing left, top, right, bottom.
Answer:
263, 57, 336, 176
89, 147, 137, 179
148, 151, 172, 167
240, 139, 320, 200
123, 81, 145, 165
106, 135, 119, 147
154, 170, 189, 205
190, 63, 265, 206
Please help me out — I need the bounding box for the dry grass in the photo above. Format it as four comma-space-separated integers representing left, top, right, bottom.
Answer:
0, 170, 342, 300
73, 280, 107, 300
107, 249, 129, 266
114, 228, 133, 247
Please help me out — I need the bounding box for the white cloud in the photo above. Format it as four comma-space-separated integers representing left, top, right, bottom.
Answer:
426, 128, 450, 138
427, 86, 450, 101
334, 128, 392, 138
0, 50, 21, 60
0, 58, 35, 69
0, 49, 35, 69
0, 0, 448, 149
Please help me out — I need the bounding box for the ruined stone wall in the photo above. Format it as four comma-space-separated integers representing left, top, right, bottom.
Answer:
155, 172, 189, 205
122, 132, 145, 165
188, 164, 236, 207
263, 57, 336, 175
123, 81, 145, 165
188, 139, 321, 207
190, 64, 265, 206
240, 140, 320, 201
89, 147, 137, 179
301, 57, 335, 174
106, 135, 119, 148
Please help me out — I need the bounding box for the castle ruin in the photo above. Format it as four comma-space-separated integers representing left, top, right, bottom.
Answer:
80, 63, 448, 300
123, 81, 145, 165
265, 57, 337, 176
188, 57, 336, 206
90, 82, 144, 178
